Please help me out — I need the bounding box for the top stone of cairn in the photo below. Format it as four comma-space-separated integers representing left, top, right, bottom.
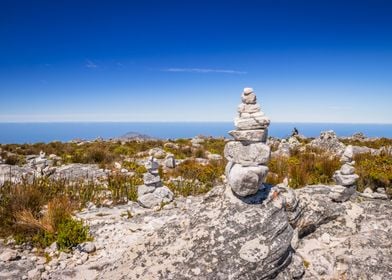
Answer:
233, 88, 270, 132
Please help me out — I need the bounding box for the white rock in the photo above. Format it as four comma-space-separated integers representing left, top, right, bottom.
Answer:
241, 92, 257, 104
227, 164, 269, 197
237, 103, 261, 114
0, 250, 18, 261
333, 171, 359, 186
27, 269, 41, 280
243, 87, 254, 95
138, 186, 174, 208
138, 184, 156, 197
224, 141, 271, 166
80, 242, 96, 253
363, 187, 373, 194
229, 129, 268, 142
340, 164, 355, 175
143, 173, 161, 186
234, 116, 270, 130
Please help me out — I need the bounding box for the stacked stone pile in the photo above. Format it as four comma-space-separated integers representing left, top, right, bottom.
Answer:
137, 156, 174, 208
224, 88, 271, 197
330, 146, 359, 202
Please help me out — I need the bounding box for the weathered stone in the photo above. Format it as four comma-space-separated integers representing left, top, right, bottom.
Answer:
340, 163, 355, 175
143, 173, 161, 186
329, 185, 356, 202
241, 92, 257, 104
228, 164, 269, 196
237, 103, 260, 114
137, 186, 174, 208
243, 87, 254, 95
0, 250, 18, 262
228, 129, 268, 142
144, 157, 159, 171
79, 242, 96, 254
333, 171, 359, 186
164, 155, 176, 169
234, 116, 270, 130
137, 185, 155, 197
224, 141, 270, 166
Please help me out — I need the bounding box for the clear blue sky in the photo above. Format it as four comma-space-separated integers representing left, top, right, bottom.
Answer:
1, 0, 391, 123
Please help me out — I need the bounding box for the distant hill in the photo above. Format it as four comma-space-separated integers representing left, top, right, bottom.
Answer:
117, 131, 156, 141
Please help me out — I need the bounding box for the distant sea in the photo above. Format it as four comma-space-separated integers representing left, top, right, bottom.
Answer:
0, 122, 391, 144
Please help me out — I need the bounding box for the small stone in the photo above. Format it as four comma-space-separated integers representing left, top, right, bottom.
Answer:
143, 173, 161, 186
363, 187, 373, 194
138, 184, 156, 197
229, 129, 268, 142
237, 103, 260, 114
340, 164, 355, 175
0, 250, 18, 261
27, 269, 41, 280
243, 87, 254, 95
241, 92, 257, 104
329, 185, 356, 202
234, 116, 270, 130
80, 242, 96, 254
164, 155, 176, 168
333, 171, 359, 186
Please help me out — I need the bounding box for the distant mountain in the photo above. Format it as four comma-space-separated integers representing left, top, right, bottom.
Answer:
117, 131, 156, 141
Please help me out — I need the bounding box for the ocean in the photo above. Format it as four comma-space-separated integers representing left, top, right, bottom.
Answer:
0, 122, 391, 144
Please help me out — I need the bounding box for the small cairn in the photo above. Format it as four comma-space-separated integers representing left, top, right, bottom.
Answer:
224, 87, 271, 197
137, 156, 174, 208
330, 145, 359, 202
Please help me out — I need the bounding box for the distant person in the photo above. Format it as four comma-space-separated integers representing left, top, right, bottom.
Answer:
291, 127, 299, 137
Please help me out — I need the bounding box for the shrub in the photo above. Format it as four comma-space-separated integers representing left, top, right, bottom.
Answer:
165, 159, 225, 196
56, 218, 91, 250
267, 151, 340, 188
354, 153, 392, 194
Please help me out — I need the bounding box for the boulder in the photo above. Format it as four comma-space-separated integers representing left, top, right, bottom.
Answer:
237, 103, 260, 114
227, 164, 269, 196
164, 155, 176, 169
143, 173, 161, 186
329, 185, 356, 202
228, 129, 268, 142
137, 186, 174, 208
333, 171, 359, 186
224, 141, 270, 166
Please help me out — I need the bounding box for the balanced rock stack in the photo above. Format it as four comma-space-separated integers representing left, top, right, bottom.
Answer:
137, 156, 174, 208
330, 145, 359, 202
224, 88, 271, 197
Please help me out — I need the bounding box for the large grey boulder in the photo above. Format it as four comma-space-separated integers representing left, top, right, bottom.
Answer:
224, 141, 271, 166
227, 164, 269, 196
309, 130, 346, 155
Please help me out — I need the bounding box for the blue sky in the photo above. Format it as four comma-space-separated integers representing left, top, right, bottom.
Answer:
1, 0, 391, 123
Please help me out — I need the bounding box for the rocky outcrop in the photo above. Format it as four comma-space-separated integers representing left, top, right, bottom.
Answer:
225, 88, 271, 197
92, 185, 298, 280
309, 130, 346, 155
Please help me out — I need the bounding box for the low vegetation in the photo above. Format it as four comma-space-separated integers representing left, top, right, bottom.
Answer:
164, 159, 226, 196
341, 137, 392, 149
0, 173, 140, 249
266, 148, 341, 188
354, 153, 392, 195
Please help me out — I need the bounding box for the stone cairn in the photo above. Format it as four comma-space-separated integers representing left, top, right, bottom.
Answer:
330, 145, 359, 202
224, 88, 271, 197
137, 156, 174, 208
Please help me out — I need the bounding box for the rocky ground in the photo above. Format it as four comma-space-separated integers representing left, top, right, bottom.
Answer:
1, 183, 391, 280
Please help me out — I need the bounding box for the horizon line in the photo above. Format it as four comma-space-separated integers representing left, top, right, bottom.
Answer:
0, 121, 392, 125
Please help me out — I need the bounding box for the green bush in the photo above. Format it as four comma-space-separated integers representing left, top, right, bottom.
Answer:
56, 218, 91, 250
